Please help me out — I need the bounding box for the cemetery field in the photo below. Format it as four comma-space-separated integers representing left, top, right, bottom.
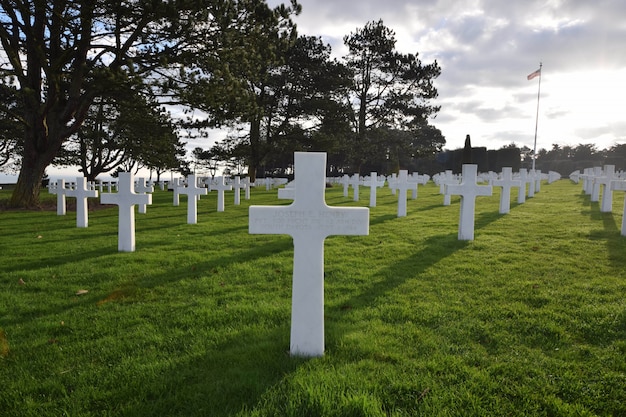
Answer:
1, 180, 626, 417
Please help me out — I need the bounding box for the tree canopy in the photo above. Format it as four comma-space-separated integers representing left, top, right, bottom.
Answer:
0, 0, 300, 207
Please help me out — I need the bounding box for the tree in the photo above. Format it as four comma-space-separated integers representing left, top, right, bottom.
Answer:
342, 19, 441, 171
0, 0, 284, 207
0, 81, 22, 169
462, 134, 472, 164
179, 0, 301, 181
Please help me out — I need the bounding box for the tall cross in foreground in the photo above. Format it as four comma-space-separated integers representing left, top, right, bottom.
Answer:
447, 164, 492, 241
249, 152, 370, 357
101, 172, 152, 252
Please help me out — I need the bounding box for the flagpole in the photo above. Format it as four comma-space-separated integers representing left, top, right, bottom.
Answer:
532, 62, 542, 171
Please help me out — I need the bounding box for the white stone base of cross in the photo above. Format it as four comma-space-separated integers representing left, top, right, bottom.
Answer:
249, 152, 369, 357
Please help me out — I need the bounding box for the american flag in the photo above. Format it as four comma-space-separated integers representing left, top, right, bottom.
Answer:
527, 68, 541, 80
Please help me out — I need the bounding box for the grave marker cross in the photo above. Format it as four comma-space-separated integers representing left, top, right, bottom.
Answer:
590, 166, 603, 202
596, 165, 616, 213
368, 172, 378, 207
517, 169, 529, 204
492, 167, 520, 214
446, 164, 492, 241
134, 177, 154, 214
178, 174, 208, 224
232, 176, 245, 205
49, 179, 69, 216
249, 152, 370, 357
100, 172, 152, 252
395, 170, 417, 217
349, 174, 360, 202
211, 176, 232, 212
66, 176, 98, 227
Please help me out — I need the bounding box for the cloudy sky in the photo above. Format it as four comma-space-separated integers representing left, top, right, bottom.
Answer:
6, 0, 623, 182
273, 0, 626, 152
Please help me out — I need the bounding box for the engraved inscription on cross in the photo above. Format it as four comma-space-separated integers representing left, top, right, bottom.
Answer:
249, 152, 370, 357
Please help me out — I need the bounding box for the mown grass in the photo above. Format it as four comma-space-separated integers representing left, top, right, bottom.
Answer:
1, 179, 625, 416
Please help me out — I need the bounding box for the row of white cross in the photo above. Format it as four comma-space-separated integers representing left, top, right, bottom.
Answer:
571, 165, 626, 235
46, 153, 570, 357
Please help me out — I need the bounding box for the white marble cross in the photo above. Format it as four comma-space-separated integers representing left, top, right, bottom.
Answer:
66, 176, 98, 228
395, 170, 417, 217
348, 174, 361, 202
243, 177, 251, 200
49, 179, 69, 216
596, 165, 616, 212
527, 170, 537, 198
367, 172, 379, 207
548, 171, 561, 184
211, 176, 232, 212
341, 174, 350, 198
492, 167, 520, 214
249, 152, 370, 357
581, 168, 593, 194
409, 173, 428, 200
447, 164, 492, 241
134, 178, 154, 214
100, 172, 152, 252
534, 169, 542, 194
178, 174, 207, 224
590, 166, 603, 202
389, 173, 397, 195
517, 169, 529, 204
441, 171, 457, 206
172, 178, 184, 206
232, 176, 245, 205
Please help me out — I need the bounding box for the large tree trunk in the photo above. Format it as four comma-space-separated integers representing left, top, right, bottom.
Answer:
9, 151, 56, 208
248, 117, 262, 183
8, 126, 62, 208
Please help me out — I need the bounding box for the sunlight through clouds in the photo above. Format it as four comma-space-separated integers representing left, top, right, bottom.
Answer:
282, 0, 626, 151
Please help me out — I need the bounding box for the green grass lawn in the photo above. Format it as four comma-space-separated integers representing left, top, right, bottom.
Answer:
1, 179, 625, 416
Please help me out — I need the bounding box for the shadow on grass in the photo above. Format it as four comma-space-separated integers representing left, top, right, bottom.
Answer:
2, 245, 120, 274
330, 232, 468, 315
135, 237, 293, 290
578, 193, 626, 268
117, 327, 306, 417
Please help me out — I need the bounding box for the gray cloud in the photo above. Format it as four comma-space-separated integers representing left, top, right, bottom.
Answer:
267, 0, 626, 150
